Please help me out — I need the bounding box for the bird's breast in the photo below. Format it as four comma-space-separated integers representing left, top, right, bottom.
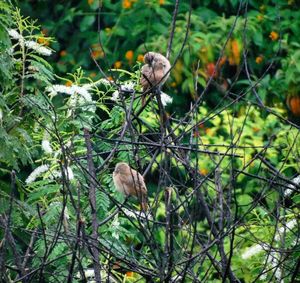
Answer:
113, 172, 126, 194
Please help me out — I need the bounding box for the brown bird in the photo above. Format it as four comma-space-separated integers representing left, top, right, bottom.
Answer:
113, 162, 148, 211
140, 52, 171, 105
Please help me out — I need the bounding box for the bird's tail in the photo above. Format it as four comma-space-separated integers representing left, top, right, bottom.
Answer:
140, 193, 148, 211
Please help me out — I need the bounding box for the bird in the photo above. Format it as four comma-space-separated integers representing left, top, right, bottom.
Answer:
113, 162, 148, 211
140, 51, 171, 105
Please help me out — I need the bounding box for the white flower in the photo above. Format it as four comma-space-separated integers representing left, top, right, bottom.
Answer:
64, 206, 70, 220
161, 92, 173, 106
8, 29, 22, 40
42, 140, 53, 154
46, 85, 74, 96
122, 208, 152, 220
66, 167, 74, 180
68, 93, 95, 115
241, 243, 266, 259
71, 85, 92, 101
99, 78, 111, 86
25, 164, 49, 184
111, 216, 120, 240
24, 40, 52, 56
84, 269, 95, 278
111, 90, 120, 101
83, 78, 111, 90
275, 219, 297, 241
47, 84, 95, 114
268, 251, 283, 282
285, 175, 300, 196
0, 108, 3, 122
49, 167, 74, 181
46, 84, 92, 101
120, 81, 135, 92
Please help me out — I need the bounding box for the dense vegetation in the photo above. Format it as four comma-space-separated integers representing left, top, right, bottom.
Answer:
0, 0, 299, 282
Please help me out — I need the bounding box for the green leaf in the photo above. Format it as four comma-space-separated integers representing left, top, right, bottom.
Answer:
79, 16, 95, 32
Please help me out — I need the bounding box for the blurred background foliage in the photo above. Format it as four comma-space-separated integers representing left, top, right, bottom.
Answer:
19, 0, 300, 116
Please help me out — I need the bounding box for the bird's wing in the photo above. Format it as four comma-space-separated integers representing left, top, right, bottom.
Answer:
141, 66, 164, 89
119, 169, 147, 196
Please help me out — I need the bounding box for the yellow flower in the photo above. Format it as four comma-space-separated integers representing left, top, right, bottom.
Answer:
125, 50, 134, 61
259, 5, 265, 12
105, 27, 111, 34
257, 14, 264, 21
114, 61, 122, 69
91, 44, 104, 59
255, 56, 263, 64
170, 82, 177, 88
60, 50, 67, 57
137, 54, 144, 62
269, 31, 279, 41
65, 81, 72, 87
199, 168, 208, 175
205, 128, 213, 136
122, 0, 132, 9
158, 0, 165, 5
88, 0, 94, 4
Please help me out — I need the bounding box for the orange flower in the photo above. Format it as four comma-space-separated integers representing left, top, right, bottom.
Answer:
88, 0, 94, 4
287, 96, 300, 116
231, 39, 240, 65
65, 81, 72, 87
125, 50, 134, 61
205, 128, 213, 136
38, 37, 49, 46
60, 50, 67, 57
126, 271, 134, 277
158, 0, 164, 4
114, 61, 122, 69
122, 0, 132, 9
255, 56, 263, 64
206, 62, 217, 78
199, 168, 208, 175
89, 72, 97, 78
91, 50, 104, 59
137, 54, 144, 62
269, 31, 279, 41
107, 76, 113, 81
219, 56, 227, 66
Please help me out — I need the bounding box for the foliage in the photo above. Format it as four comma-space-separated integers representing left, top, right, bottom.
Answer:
0, 1, 299, 282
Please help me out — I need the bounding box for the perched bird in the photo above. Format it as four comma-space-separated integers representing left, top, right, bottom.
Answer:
140, 52, 171, 105
113, 162, 148, 211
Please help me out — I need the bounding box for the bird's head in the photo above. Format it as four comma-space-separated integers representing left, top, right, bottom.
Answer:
114, 162, 130, 174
